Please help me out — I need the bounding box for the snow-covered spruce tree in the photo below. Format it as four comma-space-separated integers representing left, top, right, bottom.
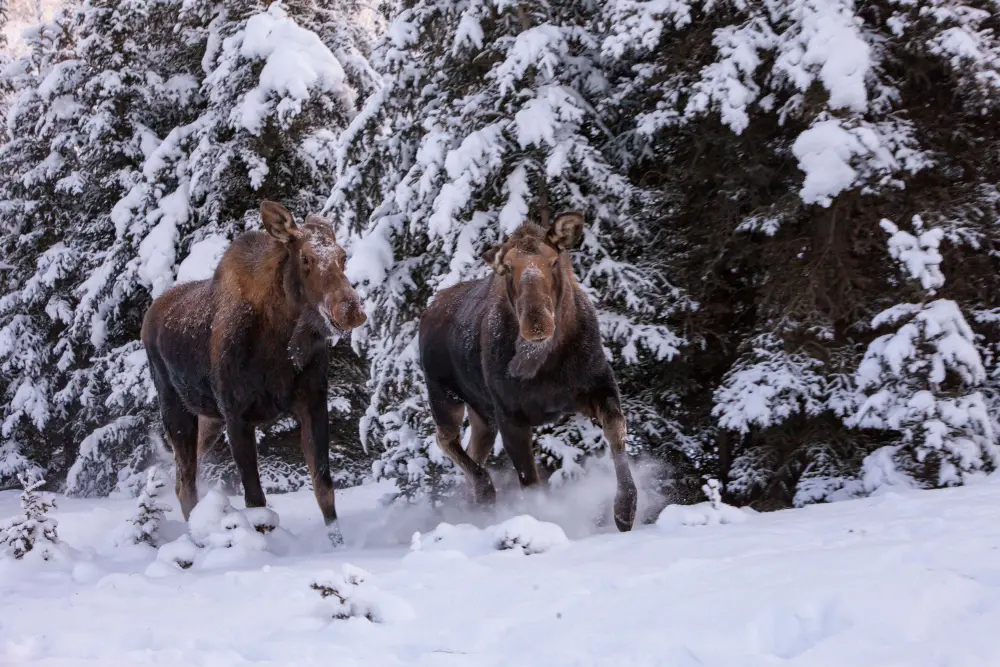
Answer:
851, 218, 998, 488
0, 0, 204, 494
329, 1, 682, 498
116, 466, 170, 546
0, 472, 60, 560
70, 0, 373, 494
0, 0, 9, 61
0, 14, 85, 488
61, 0, 206, 496
600, 0, 1000, 507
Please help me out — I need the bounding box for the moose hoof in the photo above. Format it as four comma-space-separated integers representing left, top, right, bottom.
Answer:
473, 477, 497, 506
614, 482, 638, 533
326, 520, 345, 549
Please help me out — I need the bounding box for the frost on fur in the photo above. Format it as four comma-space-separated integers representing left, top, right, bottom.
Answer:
0, 473, 60, 560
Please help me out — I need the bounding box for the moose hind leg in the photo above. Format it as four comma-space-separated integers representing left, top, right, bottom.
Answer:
197, 416, 225, 457
161, 402, 199, 520
225, 419, 267, 509
430, 399, 496, 505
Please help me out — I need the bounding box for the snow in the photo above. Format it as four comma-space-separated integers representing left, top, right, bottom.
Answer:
6, 478, 1000, 664
175, 233, 229, 284
792, 119, 865, 206
236, 4, 355, 135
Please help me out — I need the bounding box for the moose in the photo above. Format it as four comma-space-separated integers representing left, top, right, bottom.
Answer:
141, 201, 366, 543
419, 212, 638, 531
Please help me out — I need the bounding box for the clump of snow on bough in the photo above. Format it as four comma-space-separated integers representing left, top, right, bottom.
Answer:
310, 564, 414, 624
410, 514, 569, 558
146, 488, 293, 575
656, 478, 756, 531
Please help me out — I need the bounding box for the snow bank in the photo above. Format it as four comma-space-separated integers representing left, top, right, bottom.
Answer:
146, 489, 292, 575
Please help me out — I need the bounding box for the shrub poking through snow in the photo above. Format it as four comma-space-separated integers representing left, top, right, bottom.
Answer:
117, 467, 171, 547
0, 473, 60, 560
702, 478, 723, 510
156, 534, 200, 570
310, 564, 414, 623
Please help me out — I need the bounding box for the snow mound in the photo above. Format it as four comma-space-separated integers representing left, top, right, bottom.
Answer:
310, 564, 414, 624
656, 501, 755, 531
491, 515, 569, 555
146, 490, 292, 575
410, 515, 568, 557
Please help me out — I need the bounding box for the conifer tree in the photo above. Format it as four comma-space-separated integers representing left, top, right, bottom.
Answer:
600, 0, 1000, 506
330, 0, 682, 497
0, 14, 84, 487
852, 218, 998, 488
0, 471, 60, 560
68, 0, 371, 492
116, 466, 170, 546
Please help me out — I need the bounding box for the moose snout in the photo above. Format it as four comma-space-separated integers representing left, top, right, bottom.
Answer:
332, 296, 367, 331
518, 307, 555, 342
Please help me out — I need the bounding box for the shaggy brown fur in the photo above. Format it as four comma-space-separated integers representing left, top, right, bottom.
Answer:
419, 213, 638, 531
141, 201, 366, 539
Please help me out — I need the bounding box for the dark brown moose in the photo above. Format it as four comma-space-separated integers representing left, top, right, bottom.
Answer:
419, 213, 638, 531
141, 201, 366, 543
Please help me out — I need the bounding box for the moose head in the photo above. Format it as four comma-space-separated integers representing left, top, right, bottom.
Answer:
260, 200, 367, 333
482, 212, 585, 344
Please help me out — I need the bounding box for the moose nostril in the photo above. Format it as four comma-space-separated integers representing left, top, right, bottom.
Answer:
335, 300, 366, 330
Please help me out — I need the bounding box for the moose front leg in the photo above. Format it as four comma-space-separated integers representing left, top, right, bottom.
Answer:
585, 389, 637, 532
293, 392, 343, 547
225, 419, 267, 510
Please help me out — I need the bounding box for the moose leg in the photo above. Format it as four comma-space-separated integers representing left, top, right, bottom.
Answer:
293, 394, 342, 546
224, 419, 267, 509
586, 390, 637, 532
162, 403, 199, 520
197, 416, 225, 457
497, 419, 540, 489
466, 407, 498, 466
430, 399, 496, 504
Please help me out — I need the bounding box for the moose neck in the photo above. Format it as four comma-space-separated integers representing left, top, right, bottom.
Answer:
507, 262, 577, 380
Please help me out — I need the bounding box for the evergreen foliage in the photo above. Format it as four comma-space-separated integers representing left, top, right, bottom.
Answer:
0, 471, 60, 559
116, 465, 170, 547
1, 0, 999, 510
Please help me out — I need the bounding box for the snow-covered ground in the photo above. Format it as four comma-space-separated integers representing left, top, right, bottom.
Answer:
3, 472, 1000, 666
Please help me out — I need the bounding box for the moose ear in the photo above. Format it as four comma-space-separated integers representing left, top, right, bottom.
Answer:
304, 213, 336, 240
546, 212, 585, 251
260, 201, 300, 243
482, 244, 508, 275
